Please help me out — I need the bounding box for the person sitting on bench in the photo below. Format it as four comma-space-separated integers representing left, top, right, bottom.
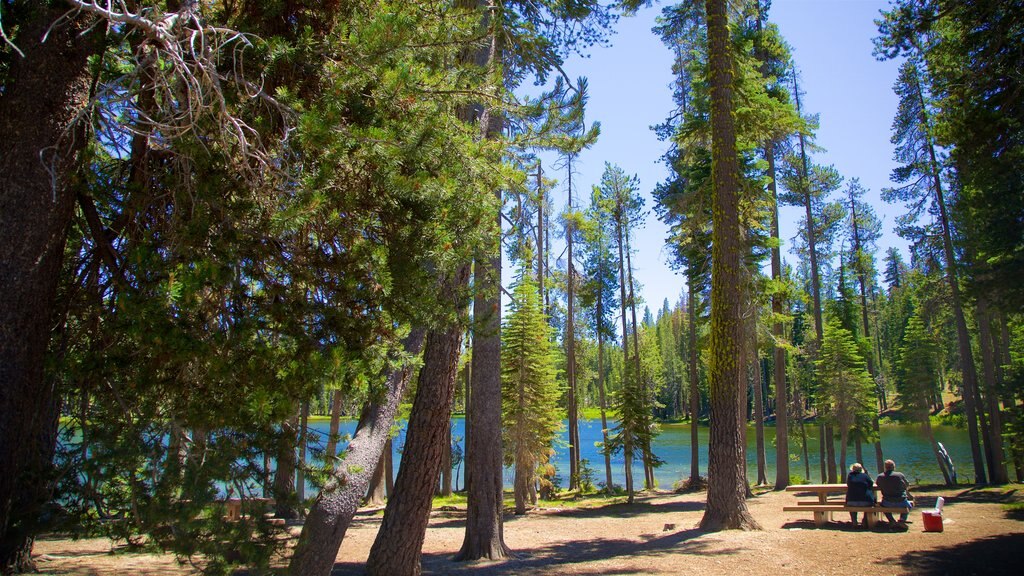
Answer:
845, 462, 875, 527
876, 459, 913, 524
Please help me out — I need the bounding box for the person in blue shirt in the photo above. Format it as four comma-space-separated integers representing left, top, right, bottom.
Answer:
876, 459, 913, 524
845, 463, 875, 527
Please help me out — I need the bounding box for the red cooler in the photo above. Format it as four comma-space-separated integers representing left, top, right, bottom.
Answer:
922, 510, 943, 532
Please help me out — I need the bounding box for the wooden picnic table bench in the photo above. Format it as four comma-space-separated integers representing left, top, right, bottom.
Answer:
221, 497, 281, 524
783, 484, 911, 528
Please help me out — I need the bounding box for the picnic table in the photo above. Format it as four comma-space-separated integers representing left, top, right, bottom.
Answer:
221, 497, 279, 523
783, 484, 910, 527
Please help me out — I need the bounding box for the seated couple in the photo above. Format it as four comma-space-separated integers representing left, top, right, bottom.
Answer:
846, 459, 914, 526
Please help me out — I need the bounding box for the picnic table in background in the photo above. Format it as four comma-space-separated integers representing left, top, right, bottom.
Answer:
783, 484, 911, 528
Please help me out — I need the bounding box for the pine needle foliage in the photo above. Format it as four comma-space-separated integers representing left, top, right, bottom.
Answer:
502, 266, 562, 513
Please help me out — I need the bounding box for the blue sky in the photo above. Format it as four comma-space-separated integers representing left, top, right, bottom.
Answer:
526, 0, 907, 315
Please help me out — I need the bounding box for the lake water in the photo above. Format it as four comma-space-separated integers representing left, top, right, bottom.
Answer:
313, 417, 972, 489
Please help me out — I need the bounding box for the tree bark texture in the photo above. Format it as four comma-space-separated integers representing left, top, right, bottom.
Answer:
920, 86, 987, 484
440, 418, 453, 497
977, 297, 1008, 483
688, 284, 701, 483
0, 6, 102, 572
366, 302, 469, 576
767, 145, 790, 490
616, 204, 635, 501
456, 0, 509, 560
287, 329, 426, 576
273, 414, 300, 520
324, 390, 344, 461
751, 332, 768, 486
851, 192, 885, 474
365, 448, 388, 507
700, 0, 759, 531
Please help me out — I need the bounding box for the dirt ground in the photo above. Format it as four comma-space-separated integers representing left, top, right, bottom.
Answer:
32, 484, 1024, 575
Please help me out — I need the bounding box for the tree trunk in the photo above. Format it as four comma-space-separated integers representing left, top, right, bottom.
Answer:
839, 428, 849, 483
456, 0, 509, 560
456, 201, 508, 561
689, 285, 701, 483
273, 414, 299, 520
367, 307, 470, 576
624, 224, 654, 490
818, 425, 827, 483
752, 334, 768, 486
385, 438, 395, 497
0, 6, 102, 571
366, 448, 388, 507
324, 390, 344, 462
566, 157, 581, 492
297, 400, 310, 515
852, 201, 885, 474
513, 451, 530, 515
920, 86, 987, 484
977, 296, 1008, 483
616, 201, 635, 501
440, 417, 453, 497
287, 329, 426, 576
825, 424, 838, 483
596, 296, 614, 492
700, 0, 760, 531
766, 144, 789, 490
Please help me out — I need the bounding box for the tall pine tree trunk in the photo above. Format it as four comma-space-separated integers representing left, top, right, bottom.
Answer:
0, 7, 102, 571
297, 400, 310, 515
566, 160, 580, 491
700, 0, 759, 531
793, 67, 834, 484
688, 284, 701, 483
767, 144, 790, 490
367, 284, 471, 575
439, 418, 453, 496
751, 329, 768, 486
366, 448, 388, 507
273, 414, 300, 520
977, 296, 1008, 483
625, 225, 654, 490
288, 329, 426, 576
919, 86, 987, 484
324, 390, 343, 462
457, 194, 508, 561
596, 296, 614, 492
851, 195, 885, 473
456, 0, 509, 560
616, 207, 635, 502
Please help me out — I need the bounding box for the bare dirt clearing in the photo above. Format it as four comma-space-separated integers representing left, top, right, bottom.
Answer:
33, 484, 1023, 575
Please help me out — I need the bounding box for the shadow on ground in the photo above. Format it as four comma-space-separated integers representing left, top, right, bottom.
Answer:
328, 526, 740, 575
780, 519, 910, 532
880, 532, 1024, 575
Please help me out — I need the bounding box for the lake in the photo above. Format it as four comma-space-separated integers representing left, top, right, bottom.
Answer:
313, 417, 972, 489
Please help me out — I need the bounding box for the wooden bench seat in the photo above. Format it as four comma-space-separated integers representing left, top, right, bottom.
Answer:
782, 504, 911, 528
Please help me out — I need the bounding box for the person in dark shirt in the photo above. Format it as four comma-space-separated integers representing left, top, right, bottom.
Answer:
845, 463, 875, 526
876, 459, 913, 523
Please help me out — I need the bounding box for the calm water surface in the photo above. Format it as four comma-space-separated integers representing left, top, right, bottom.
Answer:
314, 417, 971, 489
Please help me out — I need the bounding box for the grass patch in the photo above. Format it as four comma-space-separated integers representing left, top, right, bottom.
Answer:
432, 493, 468, 509
1004, 502, 1024, 521
539, 491, 630, 509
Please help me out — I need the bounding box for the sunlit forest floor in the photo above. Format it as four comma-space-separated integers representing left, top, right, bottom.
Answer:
33, 483, 1023, 575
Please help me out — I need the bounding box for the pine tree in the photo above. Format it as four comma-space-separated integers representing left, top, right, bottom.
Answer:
700, 0, 759, 531
501, 268, 561, 514
897, 312, 955, 485
816, 319, 875, 482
